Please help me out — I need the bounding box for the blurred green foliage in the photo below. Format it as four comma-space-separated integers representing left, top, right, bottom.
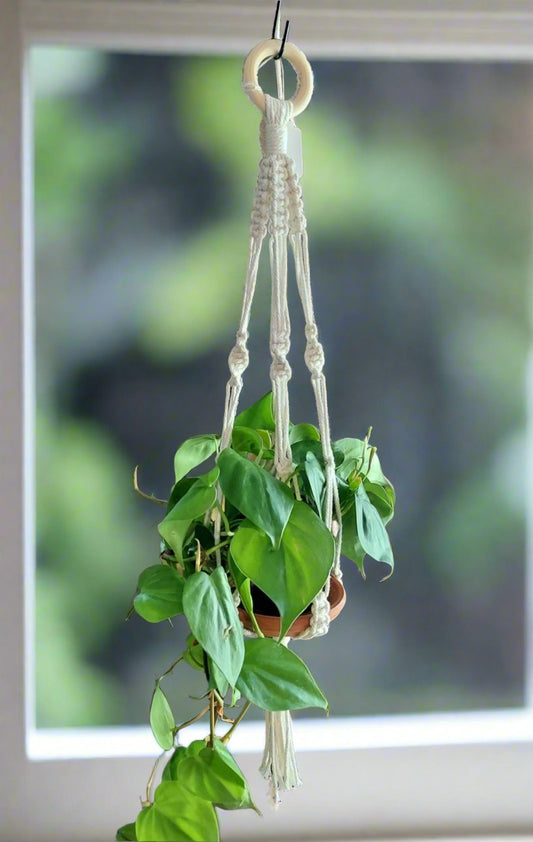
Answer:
141, 220, 255, 360
36, 411, 156, 724
33, 47, 532, 727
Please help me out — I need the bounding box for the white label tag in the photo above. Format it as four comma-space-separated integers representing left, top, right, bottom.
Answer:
286, 121, 303, 180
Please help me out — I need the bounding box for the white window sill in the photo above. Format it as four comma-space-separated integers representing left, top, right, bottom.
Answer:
27, 708, 533, 761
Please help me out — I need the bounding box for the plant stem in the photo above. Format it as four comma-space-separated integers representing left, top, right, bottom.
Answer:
145, 752, 164, 805
133, 465, 167, 505
195, 539, 202, 573
175, 704, 210, 732
157, 656, 183, 682
209, 690, 216, 747
292, 475, 302, 501
222, 701, 252, 744
248, 609, 264, 639
361, 446, 377, 482
204, 538, 231, 557
218, 502, 231, 537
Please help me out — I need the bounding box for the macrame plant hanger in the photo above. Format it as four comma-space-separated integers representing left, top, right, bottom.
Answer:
215, 17, 343, 806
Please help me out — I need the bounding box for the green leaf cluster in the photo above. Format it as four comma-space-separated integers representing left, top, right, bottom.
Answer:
121, 393, 396, 840
336, 435, 396, 578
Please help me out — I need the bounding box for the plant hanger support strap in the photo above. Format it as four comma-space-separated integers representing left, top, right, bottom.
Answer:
220, 46, 343, 574
216, 37, 342, 809
219, 46, 342, 582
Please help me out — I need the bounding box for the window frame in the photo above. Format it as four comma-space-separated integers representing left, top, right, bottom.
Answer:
3, 1, 533, 839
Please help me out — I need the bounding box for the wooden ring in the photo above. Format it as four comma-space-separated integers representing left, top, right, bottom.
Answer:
242, 38, 314, 117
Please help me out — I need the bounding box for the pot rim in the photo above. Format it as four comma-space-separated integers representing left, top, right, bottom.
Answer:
238, 574, 346, 638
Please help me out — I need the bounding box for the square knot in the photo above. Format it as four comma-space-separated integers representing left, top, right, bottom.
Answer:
228, 344, 249, 373
305, 341, 325, 373
270, 359, 292, 380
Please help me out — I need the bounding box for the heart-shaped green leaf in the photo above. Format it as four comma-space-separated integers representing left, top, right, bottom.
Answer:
231, 425, 265, 456
163, 480, 216, 523
304, 451, 325, 514
115, 822, 137, 840
235, 392, 275, 431
183, 567, 244, 686
162, 741, 204, 783
158, 480, 216, 559
208, 656, 229, 697
228, 555, 260, 636
136, 782, 219, 842
365, 480, 396, 525
236, 638, 328, 711
161, 746, 187, 782
158, 518, 191, 561
218, 448, 294, 549
133, 565, 184, 623
355, 482, 394, 578
174, 435, 218, 484
166, 477, 195, 513
340, 498, 366, 576
291, 439, 324, 467
335, 437, 389, 486
289, 422, 320, 444
182, 635, 204, 672
180, 738, 258, 812
230, 501, 334, 639
149, 684, 175, 750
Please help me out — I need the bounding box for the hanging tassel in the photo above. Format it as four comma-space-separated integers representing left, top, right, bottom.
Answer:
259, 709, 302, 808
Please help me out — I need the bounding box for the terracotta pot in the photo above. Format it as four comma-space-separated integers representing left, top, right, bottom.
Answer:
238, 575, 346, 638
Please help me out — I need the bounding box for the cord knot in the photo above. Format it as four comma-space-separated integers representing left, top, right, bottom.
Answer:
270, 359, 292, 381
304, 341, 325, 374
260, 94, 294, 158
261, 121, 287, 156
228, 343, 249, 374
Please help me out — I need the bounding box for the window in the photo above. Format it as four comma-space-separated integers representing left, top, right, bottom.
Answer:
33, 46, 531, 729
3, 2, 533, 840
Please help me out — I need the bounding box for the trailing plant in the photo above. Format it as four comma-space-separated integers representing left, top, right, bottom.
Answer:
116, 391, 395, 842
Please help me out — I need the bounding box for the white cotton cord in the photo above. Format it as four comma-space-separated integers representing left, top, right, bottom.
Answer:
294, 588, 331, 640
263, 97, 295, 481
289, 226, 343, 574
270, 122, 342, 559
259, 636, 302, 804
270, 232, 293, 480
214, 234, 265, 560
287, 195, 332, 519
218, 95, 293, 464
260, 95, 291, 157
216, 90, 341, 579
213, 128, 273, 557
216, 127, 287, 550
219, 238, 261, 452
259, 709, 302, 806
273, 11, 286, 102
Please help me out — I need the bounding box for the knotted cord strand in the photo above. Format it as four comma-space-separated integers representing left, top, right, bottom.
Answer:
290, 227, 343, 577
217, 91, 341, 591
264, 96, 294, 480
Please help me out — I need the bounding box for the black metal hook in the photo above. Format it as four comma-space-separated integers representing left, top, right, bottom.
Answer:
271, 1, 290, 60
